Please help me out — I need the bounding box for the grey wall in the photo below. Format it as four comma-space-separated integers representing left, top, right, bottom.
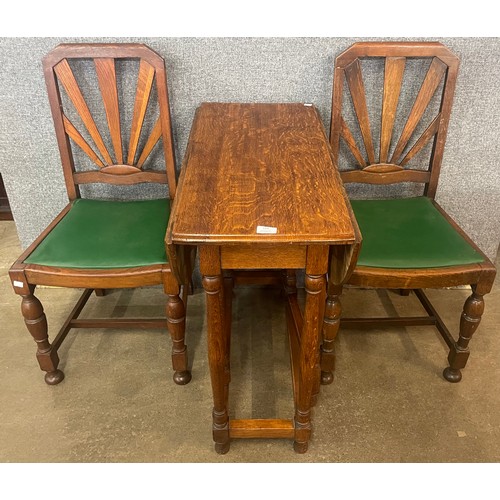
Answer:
1, 37, 499, 263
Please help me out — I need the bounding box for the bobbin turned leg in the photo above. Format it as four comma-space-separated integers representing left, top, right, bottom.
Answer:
21, 285, 64, 385
294, 270, 326, 453
164, 273, 191, 385
201, 246, 230, 454
294, 246, 328, 453
443, 285, 486, 383
320, 284, 342, 385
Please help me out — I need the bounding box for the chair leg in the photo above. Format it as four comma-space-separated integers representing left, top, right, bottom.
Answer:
94, 289, 106, 296
320, 284, 343, 385
443, 285, 485, 383
165, 279, 191, 385
20, 285, 64, 385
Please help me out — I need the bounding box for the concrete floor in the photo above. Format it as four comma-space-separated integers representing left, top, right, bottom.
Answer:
1, 220, 499, 463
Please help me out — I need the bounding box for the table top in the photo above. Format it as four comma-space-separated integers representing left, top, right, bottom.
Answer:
167, 102, 356, 246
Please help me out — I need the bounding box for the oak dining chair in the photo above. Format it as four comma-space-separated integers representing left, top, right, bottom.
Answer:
321, 42, 496, 384
9, 43, 194, 386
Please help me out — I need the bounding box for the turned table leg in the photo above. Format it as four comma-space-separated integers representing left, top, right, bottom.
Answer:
294, 246, 329, 453
311, 278, 326, 406
320, 284, 343, 385
294, 271, 326, 453
165, 273, 191, 385
201, 246, 230, 454
21, 285, 64, 385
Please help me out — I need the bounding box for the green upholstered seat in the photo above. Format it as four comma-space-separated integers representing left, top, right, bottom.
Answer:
351, 197, 484, 269
25, 198, 170, 269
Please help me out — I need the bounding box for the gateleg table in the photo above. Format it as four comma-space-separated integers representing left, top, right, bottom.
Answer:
167, 103, 359, 453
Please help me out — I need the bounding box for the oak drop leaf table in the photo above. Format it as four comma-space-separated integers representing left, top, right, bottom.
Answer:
167, 103, 358, 453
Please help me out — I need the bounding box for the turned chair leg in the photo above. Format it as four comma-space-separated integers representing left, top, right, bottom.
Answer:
320, 284, 342, 385
165, 280, 191, 385
21, 285, 64, 385
443, 284, 486, 383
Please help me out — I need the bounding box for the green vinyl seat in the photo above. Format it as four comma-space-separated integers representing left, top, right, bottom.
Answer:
351, 197, 484, 269
25, 198, 170, 269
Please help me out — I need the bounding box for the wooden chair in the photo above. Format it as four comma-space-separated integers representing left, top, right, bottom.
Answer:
9, 43, 194, 386
321, 42, 496, 384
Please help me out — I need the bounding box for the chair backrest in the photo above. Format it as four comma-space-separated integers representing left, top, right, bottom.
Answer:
330, 42, 459, 198
43, 43, 177, 201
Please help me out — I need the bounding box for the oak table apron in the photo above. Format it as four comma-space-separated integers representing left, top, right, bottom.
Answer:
167, 103, 357, 453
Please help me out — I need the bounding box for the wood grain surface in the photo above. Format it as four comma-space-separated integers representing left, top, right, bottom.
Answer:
54, 58, 113, 165
95, 58, 123, 164
169, 103, 355, 245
